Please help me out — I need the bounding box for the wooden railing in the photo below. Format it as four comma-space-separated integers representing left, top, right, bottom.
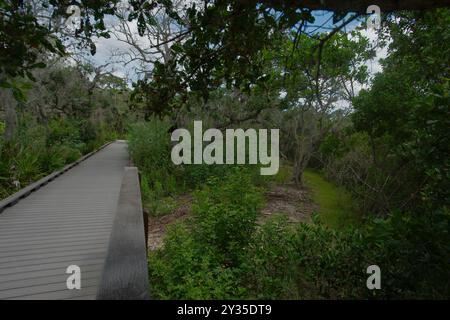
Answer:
96, 167, 150, 300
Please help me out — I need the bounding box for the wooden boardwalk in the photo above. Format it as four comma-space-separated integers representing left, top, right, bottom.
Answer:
0, 141, 129, 299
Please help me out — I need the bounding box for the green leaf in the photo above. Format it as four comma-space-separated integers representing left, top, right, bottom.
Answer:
12, 88, 27, 102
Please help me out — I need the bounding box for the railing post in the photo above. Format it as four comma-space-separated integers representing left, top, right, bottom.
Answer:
137, 171, 149, 252
96, 167, 150, 300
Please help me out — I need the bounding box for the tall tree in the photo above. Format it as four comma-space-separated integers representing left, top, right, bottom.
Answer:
353, 9, 450, 211
274, 31, 374, 185
0, 0, 119, 140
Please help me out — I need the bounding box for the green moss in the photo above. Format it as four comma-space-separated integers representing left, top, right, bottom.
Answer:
303, 170, 360, 229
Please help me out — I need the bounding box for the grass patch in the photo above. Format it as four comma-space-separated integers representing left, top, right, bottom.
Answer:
143, 194, 178, 217
303, 169, 360, 229
271, 165, 292, 184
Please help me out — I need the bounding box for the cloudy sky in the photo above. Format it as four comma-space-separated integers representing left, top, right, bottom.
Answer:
73, 8, 388, 89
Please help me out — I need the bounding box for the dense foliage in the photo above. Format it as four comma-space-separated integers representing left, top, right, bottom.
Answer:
148, 167, 450, 299
1, 0, 449, 301
0, 116, 115, 198
352, 10, 450, 213
0, 58, 128, 198
125, 7, 450, 299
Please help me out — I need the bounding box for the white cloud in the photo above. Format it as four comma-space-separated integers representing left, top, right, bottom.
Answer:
359, 27, 389, 77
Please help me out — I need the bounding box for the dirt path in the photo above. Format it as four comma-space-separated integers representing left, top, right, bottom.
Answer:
147, 184, 316, 250
147, 195, 192, 250
262, 183, 317, 222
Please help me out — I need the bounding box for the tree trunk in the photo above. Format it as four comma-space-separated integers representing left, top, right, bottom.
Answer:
292, 137, 313, 187
0, 88, 18, 142
293, 152, 311, 187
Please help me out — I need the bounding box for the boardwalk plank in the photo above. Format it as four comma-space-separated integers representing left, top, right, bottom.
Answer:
0, 141, 128, 299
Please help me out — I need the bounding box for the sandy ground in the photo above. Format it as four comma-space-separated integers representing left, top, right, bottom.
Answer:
261, 183, 317, 222
147, 184, 316, 250
147, 195, 192, 250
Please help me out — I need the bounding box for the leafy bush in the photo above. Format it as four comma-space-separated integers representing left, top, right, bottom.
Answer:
183, 164, 230, 188
362, 209, 450, 298
244, 209, 450, 299
128, 118, 172, 177
150, 173, 450, 300
0, 118, 47, 192
241, 215, 301, 299
0, 114, 114, 199
77, 119, 97, 145
127, 118, 183, 216
192, 168, 264, 265
149, 222, 246, 299
46, 119, 81, 147
148, 168, 264, 298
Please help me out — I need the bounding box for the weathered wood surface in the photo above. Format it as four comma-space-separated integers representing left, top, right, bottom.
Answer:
0, 142, 113, 214
0, 141, 128, 299
97, 167, 149, 300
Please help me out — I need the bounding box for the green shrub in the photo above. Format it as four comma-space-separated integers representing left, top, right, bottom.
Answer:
241, 215, 301, 299
192, 168, 264, 265
183, 163, 268, 190
77, 119, 97, 145
1, 119, 47, 188
90, 122, 118, 151
47, 119, 81, 147
14, 147, 43, 184
183, 164, 227, 188
149, 222, 246, 299
0, 114, 116, 199
128, 118, 172, 178
128, 118, 187, 216
58, 144, 83, 164
39, 148, 65, 172
362, 209, 450, 298
151, 191, 450, 299
290, 210, 450, 299
291, 222, 367, 299
148, 168, 264, 298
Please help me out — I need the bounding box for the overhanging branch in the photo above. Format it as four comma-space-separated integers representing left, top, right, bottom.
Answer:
284, 0, 450, 13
